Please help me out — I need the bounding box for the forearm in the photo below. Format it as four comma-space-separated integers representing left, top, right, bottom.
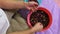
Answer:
0, 0, 26, 9
8, 29, 35, 34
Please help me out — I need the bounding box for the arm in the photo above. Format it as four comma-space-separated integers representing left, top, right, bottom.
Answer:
8, 23, 43, 34
0, 0, 38, 10
0, 0, 26, 9
8, 29, 34, 34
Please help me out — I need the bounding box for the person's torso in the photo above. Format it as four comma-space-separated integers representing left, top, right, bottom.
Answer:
0, 8, 10, 34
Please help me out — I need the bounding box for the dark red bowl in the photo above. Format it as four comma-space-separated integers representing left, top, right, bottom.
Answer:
27, 7, 52, 31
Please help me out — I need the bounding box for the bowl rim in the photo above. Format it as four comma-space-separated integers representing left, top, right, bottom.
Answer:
27, 7, 52, 31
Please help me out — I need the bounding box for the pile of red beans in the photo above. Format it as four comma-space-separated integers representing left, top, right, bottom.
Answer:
30, 10, 49, 28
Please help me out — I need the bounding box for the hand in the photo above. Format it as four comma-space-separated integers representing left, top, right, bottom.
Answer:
25, 1, 38, 12
31, 23, 43, 32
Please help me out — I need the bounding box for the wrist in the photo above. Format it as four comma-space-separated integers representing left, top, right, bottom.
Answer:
23, 2, 29, 8
30, 28, 36, 33
17, 1, 27, 9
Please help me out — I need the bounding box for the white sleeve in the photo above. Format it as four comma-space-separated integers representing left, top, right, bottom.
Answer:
0, 8, 10, 34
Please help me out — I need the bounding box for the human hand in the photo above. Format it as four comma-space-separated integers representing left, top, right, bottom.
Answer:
25, 1, 38, 12
31, 23, 43, 32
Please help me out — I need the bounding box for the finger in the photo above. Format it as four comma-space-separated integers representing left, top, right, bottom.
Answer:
26, 6, 31, 10
37, 22, 43, 26
32, 5, 38, 10
28, 1, 38, 7
30, 1, 38, 5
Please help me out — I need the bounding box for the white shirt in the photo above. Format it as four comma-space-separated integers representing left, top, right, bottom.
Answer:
0, 8, 10, 34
